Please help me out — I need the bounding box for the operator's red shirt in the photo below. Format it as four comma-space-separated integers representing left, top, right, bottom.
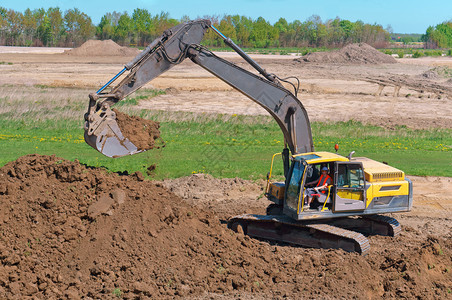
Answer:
316, 174, 332, 194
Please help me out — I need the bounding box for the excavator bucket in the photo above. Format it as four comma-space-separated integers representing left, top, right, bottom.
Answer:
84, 104, 142, 158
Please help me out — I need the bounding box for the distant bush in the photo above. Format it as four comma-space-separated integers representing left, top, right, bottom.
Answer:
413, 51, 424, 58
448, 49, 452, 56
384, 49, 393, 55
424, 50, 443, 57
397, 51, 404, 58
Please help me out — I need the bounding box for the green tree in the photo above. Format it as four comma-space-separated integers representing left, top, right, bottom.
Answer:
132, 8, 153, 46
115, 12, 133, 45
64, 8, 95, 47
249, 16, 278, 47
422, 21, 452, 48
0, 7, 8, 44
4, 9, 24, 46
97, 12, 117, 40
47, 7, 64, 46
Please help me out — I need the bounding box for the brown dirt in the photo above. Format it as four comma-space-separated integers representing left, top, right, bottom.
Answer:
64, 40, 140, 57
0, 154, 451, 299
113, 109, 163, 151
297, 43, 397, 64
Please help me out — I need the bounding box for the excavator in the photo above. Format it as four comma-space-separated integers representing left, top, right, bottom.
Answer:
84, 20, 413, 255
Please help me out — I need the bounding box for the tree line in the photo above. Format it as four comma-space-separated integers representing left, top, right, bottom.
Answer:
0, 6, 406, 49
0, 7, 94, 47
422, 21, 452, 49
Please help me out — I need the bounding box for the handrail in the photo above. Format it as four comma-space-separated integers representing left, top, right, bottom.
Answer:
265, 152, 282, 194
321, 185, 333, 212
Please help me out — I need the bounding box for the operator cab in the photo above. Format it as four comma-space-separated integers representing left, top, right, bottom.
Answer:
266, 151, 368, 220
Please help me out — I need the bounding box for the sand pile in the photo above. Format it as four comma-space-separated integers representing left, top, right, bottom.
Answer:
297, 43, 397, 64
64, 40, 140, 56
0, 154, 450, 299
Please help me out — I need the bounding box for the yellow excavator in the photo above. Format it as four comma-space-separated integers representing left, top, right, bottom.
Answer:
84, 20, 412, 255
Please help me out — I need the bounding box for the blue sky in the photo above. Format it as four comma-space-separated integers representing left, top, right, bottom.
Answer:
2, 0, 451, 33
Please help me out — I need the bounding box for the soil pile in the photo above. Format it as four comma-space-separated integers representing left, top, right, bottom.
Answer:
419, 69, 439, 79
297, 43, 397, 64
0, 155, 450, 299
114, 109, 163, 151
64, 40, 140, 56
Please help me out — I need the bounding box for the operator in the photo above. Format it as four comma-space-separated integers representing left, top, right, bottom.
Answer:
304, 166, 332, 208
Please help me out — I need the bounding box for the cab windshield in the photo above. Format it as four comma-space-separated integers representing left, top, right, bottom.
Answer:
285, 160, 306, 211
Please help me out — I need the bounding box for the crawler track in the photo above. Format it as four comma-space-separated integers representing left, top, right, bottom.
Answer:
228, 214, 403, 255
228, 214, 371, 255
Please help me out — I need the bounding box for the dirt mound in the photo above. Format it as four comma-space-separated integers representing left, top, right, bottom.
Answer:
297, 43, 397, 64
419, 69, 439, 79
64, 40, 140, 56
114, 109, 163, 151
0, 155, 450, 299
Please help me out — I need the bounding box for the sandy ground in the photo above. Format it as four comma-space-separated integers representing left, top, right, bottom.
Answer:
0, 48, 450, 129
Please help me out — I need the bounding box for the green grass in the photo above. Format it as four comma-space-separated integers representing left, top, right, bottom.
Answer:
0, 115, 450, 179
0, 84, 450, 179
380, 48, 448, 57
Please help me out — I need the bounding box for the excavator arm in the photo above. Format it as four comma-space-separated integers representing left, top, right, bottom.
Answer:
84, 19, 314, 168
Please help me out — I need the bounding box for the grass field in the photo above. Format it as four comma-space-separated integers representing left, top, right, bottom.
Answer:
0, 86, 451, 179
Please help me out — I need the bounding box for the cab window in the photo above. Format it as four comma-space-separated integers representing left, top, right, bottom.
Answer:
337, 164, 365, 188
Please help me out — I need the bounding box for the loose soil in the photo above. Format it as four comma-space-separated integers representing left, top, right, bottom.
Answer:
64, 40, 140, 57
0, 155, 451, 299
296, 43, 397, 64
113, 109, 163, 151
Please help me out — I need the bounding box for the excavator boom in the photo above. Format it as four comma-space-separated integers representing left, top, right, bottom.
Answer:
84, 20, 313, 163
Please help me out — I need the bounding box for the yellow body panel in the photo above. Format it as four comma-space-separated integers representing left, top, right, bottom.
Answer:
365, 180, 410, 207
337, 189, 364, 201
354, 157, 405, 182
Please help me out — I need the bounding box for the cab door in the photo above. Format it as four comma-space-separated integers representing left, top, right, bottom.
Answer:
284, 158, 307, 213
333, 162, 366, 211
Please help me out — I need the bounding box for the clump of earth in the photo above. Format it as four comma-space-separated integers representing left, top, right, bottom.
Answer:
113, 109, 163, 151
296, 43, 397, 64
64, 40, 140, 56
0, 154, 450, 299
